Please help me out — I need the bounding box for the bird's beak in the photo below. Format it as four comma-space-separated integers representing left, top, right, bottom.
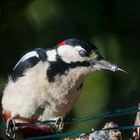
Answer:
92, 59, 126, 73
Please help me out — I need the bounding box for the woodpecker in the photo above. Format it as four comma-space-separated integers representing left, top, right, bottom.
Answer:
1, 38, 125, 138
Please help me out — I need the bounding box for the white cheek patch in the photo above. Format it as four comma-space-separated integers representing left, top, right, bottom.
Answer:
14, 51, 39, 70
57, 45, 81, 63
46, 49, 57, 61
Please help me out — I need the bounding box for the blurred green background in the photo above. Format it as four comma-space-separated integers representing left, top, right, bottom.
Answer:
0, 0, 140, 139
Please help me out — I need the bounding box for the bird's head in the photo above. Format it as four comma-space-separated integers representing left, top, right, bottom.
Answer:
56, 38, 125, 73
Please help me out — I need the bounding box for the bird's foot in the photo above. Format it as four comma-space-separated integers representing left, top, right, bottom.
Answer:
53, 117, 64, 132
5, 118, 17, 139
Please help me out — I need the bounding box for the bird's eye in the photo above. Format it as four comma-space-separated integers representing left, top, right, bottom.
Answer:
79, 50, 87, 57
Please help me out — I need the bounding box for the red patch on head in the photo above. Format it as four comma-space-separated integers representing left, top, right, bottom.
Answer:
57, 41, 65, 46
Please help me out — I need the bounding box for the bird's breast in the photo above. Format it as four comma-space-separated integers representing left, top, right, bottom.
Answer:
40, 74, 84, 120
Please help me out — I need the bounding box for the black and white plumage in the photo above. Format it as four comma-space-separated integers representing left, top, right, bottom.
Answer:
1, 38, 125, 136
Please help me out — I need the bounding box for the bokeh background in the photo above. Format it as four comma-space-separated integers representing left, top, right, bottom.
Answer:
0, 0, 140, 139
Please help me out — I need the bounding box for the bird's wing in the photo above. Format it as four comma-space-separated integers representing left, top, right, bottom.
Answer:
10, 51, 40, 81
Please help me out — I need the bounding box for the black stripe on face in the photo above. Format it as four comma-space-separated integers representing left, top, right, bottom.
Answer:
11, 56, 40, 82
47, 56, 90, 82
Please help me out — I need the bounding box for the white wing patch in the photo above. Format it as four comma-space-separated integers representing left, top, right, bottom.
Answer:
13, 51, 39, 70
46, 49, 57, 61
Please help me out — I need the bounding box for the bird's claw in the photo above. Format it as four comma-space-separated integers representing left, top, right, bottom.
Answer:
5, 118, 17, 139
54, 117, 64, 132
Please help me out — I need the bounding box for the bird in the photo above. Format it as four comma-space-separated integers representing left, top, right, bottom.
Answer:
1, 38, 125, 138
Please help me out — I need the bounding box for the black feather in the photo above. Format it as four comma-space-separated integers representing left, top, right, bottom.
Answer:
64, 38, 97, 56
47, 56, 90, 82
10, 48, 47, 82
11, 56, 40, 82
35, 48, 47, 61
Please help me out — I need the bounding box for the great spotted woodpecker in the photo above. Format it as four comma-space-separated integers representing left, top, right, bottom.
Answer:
1, 38, 125, 138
